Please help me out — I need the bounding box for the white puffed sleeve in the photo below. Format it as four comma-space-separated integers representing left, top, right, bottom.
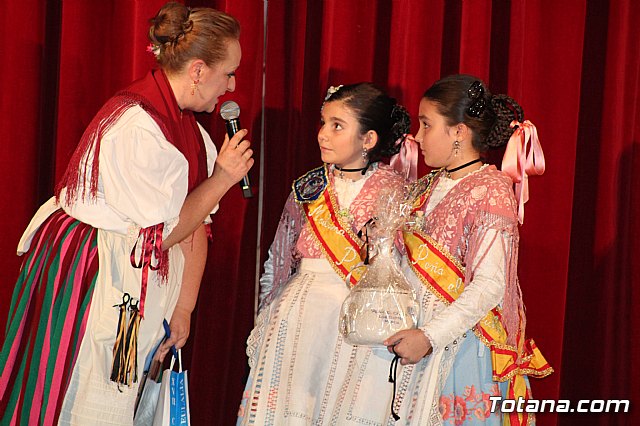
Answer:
422, 229, 508, 351
198, 122, 219, 217
98, 107, 188, 229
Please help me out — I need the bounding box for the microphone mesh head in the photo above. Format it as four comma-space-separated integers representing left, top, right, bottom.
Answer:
220, 101, 240, 120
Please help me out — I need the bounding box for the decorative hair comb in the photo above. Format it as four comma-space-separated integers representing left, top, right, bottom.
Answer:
466, 80, 486, 117
325, 85, 343, 101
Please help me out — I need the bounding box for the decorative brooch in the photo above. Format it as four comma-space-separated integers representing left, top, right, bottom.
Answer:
405, 211, 425, 231
293, 166, 328, 203
336, 208, 354, 223
325, 85, 343, 101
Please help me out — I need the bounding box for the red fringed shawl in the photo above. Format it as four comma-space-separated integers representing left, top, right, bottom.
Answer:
56, 68, 208, 203
55, 68, 209, 318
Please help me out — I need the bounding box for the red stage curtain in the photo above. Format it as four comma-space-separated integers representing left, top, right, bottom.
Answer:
0, 0, 52, 326
1, 1, 638, 425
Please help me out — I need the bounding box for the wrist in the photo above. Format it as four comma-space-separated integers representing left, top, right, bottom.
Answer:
210, 170, 235, 193
421, 326, 439, 353
173, 305, 193, 317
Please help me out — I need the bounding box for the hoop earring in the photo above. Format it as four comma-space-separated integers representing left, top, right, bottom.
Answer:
453, 140, 461, 157
190, 79, 199, 96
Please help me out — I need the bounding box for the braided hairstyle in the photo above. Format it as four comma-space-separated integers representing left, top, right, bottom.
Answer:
423, 74, 524, 152
325, 83, 411, 162
148, 1, 240, 74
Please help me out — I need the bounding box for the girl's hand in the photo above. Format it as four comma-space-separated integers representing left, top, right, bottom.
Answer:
384, 329, 433, 365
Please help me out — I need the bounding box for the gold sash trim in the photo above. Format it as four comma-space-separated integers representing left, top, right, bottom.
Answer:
404, 223, 552, 426
296, 166, 364, 285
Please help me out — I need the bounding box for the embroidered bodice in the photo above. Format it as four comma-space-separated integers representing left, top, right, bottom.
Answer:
411, 166, 523, 350
258, 163, 405, 309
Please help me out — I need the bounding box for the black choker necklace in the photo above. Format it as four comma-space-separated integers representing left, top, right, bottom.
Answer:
335, 163, 370, 178
445, 158, 482, 175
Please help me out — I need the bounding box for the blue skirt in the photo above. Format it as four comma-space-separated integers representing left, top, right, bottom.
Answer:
437, 332, 532, 425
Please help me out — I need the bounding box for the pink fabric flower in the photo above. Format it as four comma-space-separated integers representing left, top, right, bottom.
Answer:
454, 396, 468, 425
439, 395, 453, 420
146, 43, 160, 57
470, 185, 487, 200
474, 406, 487, 420
482, 395, 493, 419
463, 385, 477, 401
490, 384, 501, 396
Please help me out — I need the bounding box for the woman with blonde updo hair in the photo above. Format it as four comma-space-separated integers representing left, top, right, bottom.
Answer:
0, 2, 252, 424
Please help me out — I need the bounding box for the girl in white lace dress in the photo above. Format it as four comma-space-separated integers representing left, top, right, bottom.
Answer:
237, 83, 410, 425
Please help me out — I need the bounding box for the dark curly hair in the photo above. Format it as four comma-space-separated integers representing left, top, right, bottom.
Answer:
423, 74, 524, 152
325, 83, 411, 162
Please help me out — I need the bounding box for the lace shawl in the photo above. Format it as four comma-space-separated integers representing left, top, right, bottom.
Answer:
258, 164, 405, 311
421, 165, 524, 349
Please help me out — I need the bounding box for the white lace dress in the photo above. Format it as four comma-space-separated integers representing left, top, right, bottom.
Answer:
237, 164, 407, 426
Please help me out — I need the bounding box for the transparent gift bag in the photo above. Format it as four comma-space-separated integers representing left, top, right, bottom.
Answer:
339, 187, 419, 346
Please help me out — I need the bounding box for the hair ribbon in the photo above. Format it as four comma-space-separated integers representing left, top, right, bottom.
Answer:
390, 134, 419, 182
501, 120, 545, 224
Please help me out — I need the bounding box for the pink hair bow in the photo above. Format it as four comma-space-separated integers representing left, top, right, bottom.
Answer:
390, 134, 419, 181
501, 120, 545, 224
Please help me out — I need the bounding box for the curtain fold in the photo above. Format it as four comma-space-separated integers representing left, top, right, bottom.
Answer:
1, 1, 638, 425
0, 0, 51, 327
561, 1, 640, 424
505, 3, 587, 417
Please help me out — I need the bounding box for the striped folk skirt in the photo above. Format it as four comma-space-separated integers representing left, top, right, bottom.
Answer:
0, 209, 99, 425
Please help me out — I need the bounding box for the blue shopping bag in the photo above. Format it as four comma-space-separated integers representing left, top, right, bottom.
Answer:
170, 354, 190, 425
153, 349, 190, 426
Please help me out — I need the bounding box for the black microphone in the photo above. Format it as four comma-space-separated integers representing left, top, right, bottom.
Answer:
220, 100, 252, 198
